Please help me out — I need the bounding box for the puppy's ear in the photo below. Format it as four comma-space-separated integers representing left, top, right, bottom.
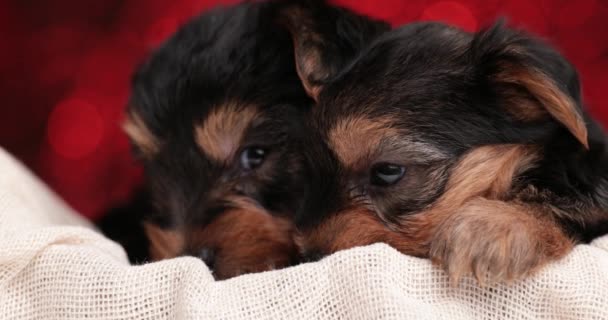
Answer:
278, 0, 389, 101
143, 222, 184, 260
472, 21, 588, 149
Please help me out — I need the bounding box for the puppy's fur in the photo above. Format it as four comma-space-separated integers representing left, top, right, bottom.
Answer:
283, 16, 608, 284
100, 0, 389, 280
119, 1, 309, 279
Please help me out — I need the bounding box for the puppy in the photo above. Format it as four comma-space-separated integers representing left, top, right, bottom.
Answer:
103, 0, 388, 280
283, 15, 608, 284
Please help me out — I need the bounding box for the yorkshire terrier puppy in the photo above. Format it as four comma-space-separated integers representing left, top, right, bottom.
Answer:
283, 12, 608, 284
100, 0, 388, 280
122, 1, 308, 279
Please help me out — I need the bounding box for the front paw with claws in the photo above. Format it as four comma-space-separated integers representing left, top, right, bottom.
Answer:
429, 198, 572, 285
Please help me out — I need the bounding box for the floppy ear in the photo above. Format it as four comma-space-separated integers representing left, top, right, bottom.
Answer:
278, 0, 390, 101
143, 222, 184, 260
472, 22, 588, 149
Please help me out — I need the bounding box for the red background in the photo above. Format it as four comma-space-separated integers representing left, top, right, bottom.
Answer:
1, 0, 607, 221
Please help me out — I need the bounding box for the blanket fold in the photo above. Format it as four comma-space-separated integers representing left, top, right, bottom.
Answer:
1, 148, 607, 320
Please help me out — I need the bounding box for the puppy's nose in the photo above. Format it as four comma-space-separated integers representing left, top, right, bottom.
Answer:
302, 249, 324, 263
198, 248, 216, 269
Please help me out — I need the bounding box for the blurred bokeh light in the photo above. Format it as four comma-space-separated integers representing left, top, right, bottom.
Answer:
0, 0, 606, 220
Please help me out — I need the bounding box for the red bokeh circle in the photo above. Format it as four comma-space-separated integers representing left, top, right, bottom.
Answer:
421, 1, 478, 32
47, 98, 104, 159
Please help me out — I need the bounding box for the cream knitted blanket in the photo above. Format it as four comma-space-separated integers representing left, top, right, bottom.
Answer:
1, 147, 607, 319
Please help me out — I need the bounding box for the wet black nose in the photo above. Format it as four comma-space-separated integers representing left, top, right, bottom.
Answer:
198, 248, 216, 269
302, 250, 324, 263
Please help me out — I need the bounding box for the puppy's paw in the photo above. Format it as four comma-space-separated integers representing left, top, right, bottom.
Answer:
429, 198, 572, 286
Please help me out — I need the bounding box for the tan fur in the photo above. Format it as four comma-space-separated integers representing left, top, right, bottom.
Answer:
429, 198, 573, 285
503, 88, 548, 121
298, 145, 540, 256
297, 208, 387, 255
430, 144, 540, 206
328, 116, 398, 170
402, 145, 543, 257
122, 112, 159, 156
297, 144, 573, 284
295, 48, 324, 101
296, 206, 430, 260
195, 103, 258, 163
189, 206, 296, 280
145, 197, 296, 280
497, 65, 589, 149
280, 6, 327, 101
408, 145, 571, 284
143, 222, 184, 261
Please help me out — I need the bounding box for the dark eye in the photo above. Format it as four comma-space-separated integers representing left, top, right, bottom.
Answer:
370, 163, 406, 186
240, 147, 266, 170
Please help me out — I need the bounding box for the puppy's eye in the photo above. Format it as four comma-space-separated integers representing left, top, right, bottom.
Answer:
370, 163, 406, 186
240, 147, 266, 170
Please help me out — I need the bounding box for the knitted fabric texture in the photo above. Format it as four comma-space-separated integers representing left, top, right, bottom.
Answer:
1, 148, 607, 319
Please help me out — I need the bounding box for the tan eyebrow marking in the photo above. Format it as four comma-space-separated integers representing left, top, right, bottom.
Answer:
143, 222, 184, 261
122, 111, 159, 156
328, 115, 397, 169
195, 102, 259, 162
327, 115, 446, 169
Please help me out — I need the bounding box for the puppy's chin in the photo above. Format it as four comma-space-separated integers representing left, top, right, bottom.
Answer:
145, 204, 298, 280
190, 206, 298, 280
294, 207, 429, 263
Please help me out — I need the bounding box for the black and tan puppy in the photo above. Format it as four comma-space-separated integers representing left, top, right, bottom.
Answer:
122, 1, 308, 279
100, 0, 388, 280
283, 15, 608, 284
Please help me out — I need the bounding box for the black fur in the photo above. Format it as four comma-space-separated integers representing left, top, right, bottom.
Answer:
98, 0, 390, 273
297, 21, 608, 243
99, 1, 311, 264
